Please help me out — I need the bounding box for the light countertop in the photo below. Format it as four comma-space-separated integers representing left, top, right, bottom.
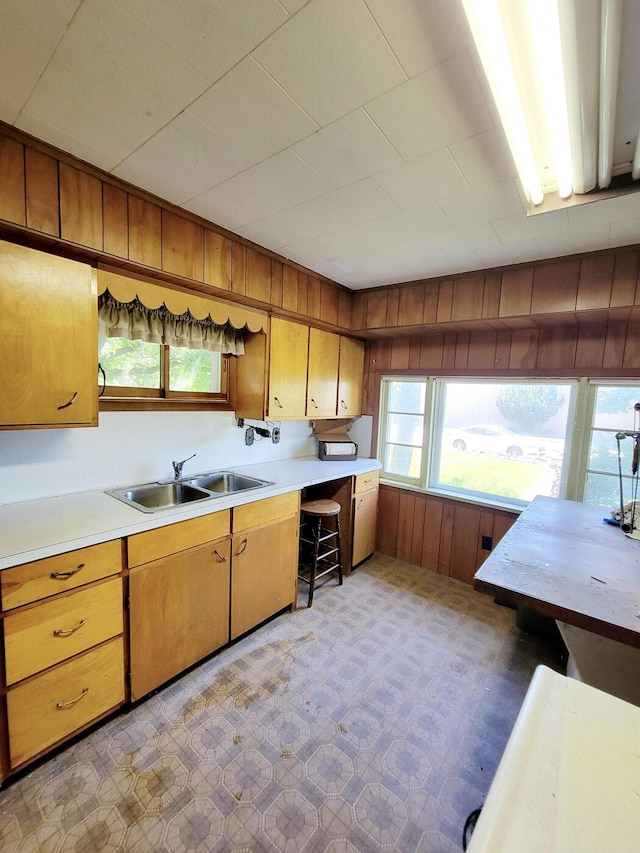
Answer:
0, 456, 381, 571
467, 665, 640, 852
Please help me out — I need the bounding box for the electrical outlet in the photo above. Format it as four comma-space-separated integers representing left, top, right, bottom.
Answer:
272, 427, 280, 444
245, 426, 254, 446
481, 535, 493, 551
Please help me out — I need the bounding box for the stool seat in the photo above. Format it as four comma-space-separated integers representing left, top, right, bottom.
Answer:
298, 499, 343, 607
300, 498, 341, 517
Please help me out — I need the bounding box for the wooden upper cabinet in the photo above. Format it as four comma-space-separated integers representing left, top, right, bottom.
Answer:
0, 240, 97, 429
269, 317, 309, 418
59, 164, 103, 250
306, 328, 339, 418
25, 148, 59, 237
246, 248, 271, 304
128, 196, 161, 268
0, 137, 25, 225
162, 211, 203, 281
337, 336, 365, 417
204, 231, 232, 291
102, 184, 128, 258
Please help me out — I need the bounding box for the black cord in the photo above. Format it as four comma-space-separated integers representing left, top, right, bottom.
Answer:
462, 807, 482, 850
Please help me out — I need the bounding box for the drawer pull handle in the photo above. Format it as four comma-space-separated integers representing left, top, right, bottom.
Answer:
234, 538, 248, 557
340, 399, 347, 409
50, 563, 85, 580
310, 398, 318, 408
53, 618, 86, 637
214, 549, 227, 562
56, 688, 89, 709
57, 391, 78, 410
273, 396, 284, 409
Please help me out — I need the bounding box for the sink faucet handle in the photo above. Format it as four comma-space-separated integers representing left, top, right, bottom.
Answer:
172, 452, 196, 479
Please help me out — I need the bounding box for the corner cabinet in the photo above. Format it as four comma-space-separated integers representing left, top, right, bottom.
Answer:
0, 239, 98, 429
231, 492, 300, 639
127, 511, 231, 701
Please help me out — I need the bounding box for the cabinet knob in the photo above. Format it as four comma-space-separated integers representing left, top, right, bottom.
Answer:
50, 563, 85, 580
58, 391, 78, 410
234, 538, 248, 557
53, 618, 86, 637
56, 687, 89, 709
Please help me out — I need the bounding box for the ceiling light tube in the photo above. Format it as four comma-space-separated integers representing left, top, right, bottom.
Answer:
556, 0, 600, 194
528, 0, 574, 198
463, 0, 544, 206
599, 0, 623, 188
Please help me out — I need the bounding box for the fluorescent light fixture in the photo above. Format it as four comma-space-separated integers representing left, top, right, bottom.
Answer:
464, 0, 632, 208
528, 0, 574, 198
599, 0, 623, 188
462, 0, 544, 205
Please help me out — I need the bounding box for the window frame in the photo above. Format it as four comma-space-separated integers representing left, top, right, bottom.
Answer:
379, 374, 587, 512
99, 339, 235, 412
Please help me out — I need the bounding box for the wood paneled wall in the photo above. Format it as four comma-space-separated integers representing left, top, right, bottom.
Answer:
377, 484, 516, 586
0, 126, 351, 331
352, 251, 640, 334
367, 319, 639, 584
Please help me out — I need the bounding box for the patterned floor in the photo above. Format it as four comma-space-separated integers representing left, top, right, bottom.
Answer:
0, 554, 564, 852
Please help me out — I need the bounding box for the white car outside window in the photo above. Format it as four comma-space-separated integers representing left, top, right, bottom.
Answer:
449, 425, 546, 458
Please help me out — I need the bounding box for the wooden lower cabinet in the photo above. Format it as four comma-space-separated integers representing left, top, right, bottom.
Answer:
4, 577, 123, 685
129, 539, 231, 700
7, 636, 125, 768
231, 514, 299, 639
352, 471, 379, 567
231, 493, 300, 640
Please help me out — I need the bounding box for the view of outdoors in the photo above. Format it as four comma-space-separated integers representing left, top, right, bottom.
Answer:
99, 337, 221, 393
382, 379, 574, 505
435, 381, 572, 503
584, 385, 640, 509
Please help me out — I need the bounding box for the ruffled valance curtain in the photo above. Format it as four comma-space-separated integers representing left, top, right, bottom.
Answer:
98, 291, 245, 355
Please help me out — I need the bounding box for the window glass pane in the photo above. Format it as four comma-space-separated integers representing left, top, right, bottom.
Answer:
381, 380, 426, 481
583, 384, 640, 507
434, 381, 573, 503
169, 347, 221, 393
387, 380, 426, 413
99, 336, 160, 388
385, 444, 423, 478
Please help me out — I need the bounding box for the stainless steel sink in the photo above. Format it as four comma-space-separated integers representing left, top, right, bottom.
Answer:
107, 470, 273, 512
182, 472, 270, 493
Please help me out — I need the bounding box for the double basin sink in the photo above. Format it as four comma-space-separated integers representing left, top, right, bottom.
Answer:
107, 471, 274, 513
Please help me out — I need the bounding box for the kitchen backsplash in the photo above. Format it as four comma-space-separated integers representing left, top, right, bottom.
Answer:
0, 412, 373, 504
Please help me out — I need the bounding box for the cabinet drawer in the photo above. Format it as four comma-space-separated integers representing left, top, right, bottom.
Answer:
127, 510, 230, 567
1, 540, 122, 610
354, 470, 379, 494
232, 491, 299, 533
7, 637, 125, 768
4, 577, 123, 685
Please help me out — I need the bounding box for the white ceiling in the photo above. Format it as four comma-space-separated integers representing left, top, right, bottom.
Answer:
2, 0, 640, 289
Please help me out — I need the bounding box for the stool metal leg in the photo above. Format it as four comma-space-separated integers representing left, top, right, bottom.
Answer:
335, 511, 343, 586
307, 515, 322, 607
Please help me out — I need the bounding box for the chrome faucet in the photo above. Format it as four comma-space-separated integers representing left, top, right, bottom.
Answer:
172, 453, 196, 480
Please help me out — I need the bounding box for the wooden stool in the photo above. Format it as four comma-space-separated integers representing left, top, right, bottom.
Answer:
298, 499, 343, 607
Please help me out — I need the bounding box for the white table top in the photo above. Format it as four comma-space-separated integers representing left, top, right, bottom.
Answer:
468, 665, 640, 852
0, 456, 380, 570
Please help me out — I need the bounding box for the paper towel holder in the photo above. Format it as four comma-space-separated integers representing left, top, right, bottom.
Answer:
314, 419, 358, 461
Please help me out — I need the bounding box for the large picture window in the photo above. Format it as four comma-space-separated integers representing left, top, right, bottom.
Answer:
380, 377, 577, 510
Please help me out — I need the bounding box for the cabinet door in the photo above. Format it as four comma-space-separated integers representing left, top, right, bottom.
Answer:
129, 540, 231, 700
268, 317, 308, 418
306, 328, 339, 418
352, 488, 378, 566
231, 515, 298, 640
0, 239, 97, 428
337, 337, 365, 417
